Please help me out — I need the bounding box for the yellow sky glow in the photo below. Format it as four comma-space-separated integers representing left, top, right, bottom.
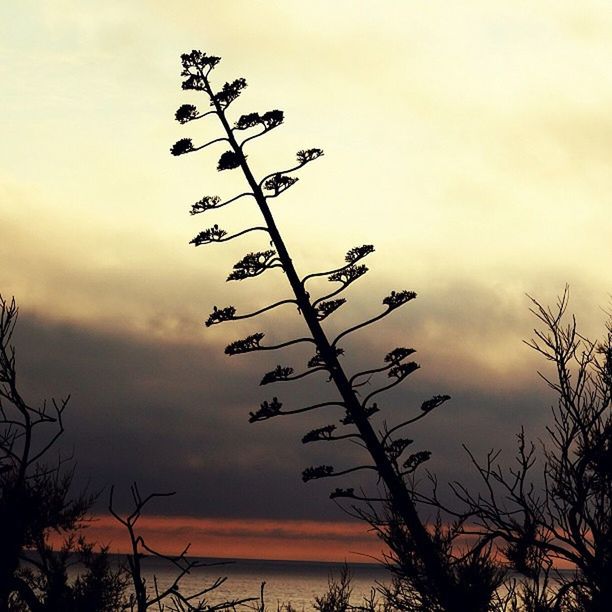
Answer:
2, 0, 611, 561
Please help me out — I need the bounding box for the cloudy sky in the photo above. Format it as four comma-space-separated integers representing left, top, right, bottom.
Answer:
1, 1, 611, 561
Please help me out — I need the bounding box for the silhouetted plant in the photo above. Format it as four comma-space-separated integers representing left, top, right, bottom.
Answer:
313, 565, 353, 612
170, 51, 501, 611
447, 289, 612, 612
109, 483, 256, 611
13, 537, 127, 612
0, 295, 125, 611
246, 569, 388, 612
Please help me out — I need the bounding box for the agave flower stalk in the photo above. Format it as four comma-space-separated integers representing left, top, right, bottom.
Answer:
170, 50, 495, 611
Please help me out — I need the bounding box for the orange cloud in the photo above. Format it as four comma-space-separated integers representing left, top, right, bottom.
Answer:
68, 515, 384, 563
49, 515, 578, 569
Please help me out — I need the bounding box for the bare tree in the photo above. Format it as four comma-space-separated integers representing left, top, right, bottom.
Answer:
0, 295, 124, 611
110, 483, 256, 611
170, 50, 500, 611
451, 288, 612, 611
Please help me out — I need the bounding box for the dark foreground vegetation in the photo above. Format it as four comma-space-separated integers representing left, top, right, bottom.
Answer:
1, 49, 610, 611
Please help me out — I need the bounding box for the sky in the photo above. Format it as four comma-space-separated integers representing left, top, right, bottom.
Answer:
1, 1, 611, 562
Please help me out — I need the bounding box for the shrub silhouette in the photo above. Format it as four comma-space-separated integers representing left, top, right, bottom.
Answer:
0, 296, 125, 611
109, 483, 257, 611
449, 289, 612, 611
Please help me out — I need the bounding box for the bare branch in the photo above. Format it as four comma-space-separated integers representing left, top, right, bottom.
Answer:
332, 293, 415, 349
381, 395, 450, 444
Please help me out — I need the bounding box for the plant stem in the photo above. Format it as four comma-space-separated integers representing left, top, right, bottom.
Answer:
202, 76, 463, 610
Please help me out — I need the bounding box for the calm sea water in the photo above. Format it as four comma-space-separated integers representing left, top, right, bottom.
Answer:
133, 557, 390, 611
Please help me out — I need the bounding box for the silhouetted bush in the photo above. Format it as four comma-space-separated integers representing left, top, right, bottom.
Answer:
0, 296, 127, 611
451, 289, 612, 611
109, 483, 257, 612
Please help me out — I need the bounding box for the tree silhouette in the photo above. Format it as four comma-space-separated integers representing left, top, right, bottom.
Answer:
0, 296, 124, 611
170, 50, 500, 611
109, 483, 256, 612
448, 289, 612, 611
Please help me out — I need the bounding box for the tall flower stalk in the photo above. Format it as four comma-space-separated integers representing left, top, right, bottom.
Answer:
171, 50, 498, 612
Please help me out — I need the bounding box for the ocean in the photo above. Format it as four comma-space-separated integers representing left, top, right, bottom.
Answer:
133, 557, 390, 610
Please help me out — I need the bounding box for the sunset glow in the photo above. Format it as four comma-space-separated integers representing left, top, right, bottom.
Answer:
2, 0, 611, 568
66, 515, 383, 563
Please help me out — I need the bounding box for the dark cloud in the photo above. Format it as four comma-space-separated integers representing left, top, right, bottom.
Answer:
11, 298, 558, 523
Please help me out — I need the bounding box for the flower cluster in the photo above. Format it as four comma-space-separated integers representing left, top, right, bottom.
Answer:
420, 394, 451, 412
388, 362, 419, 380
180, 50, 220, 90
227, 250, 277, 281
384, 347, 416, 365
328, 264, 368, 285
345, 244, 374, 264
263, 174, 298, 197
170, 138, 194, 156
296, 148, 324, 165
302, 425, 336, 444
217, 150, 242, 171
403, 451, 431, 473
302, 465, 334, 482
175, 104, 199, 124
234, 112, 262, 130
213, 78, 247, 109
249, 397, 282, 423
181, 74, 206, 91
261, 110, 284, 129
385, 438, 414, 462
382, 290, 417, 310
316, 299, 346, 321
205, 305, 236, 327
234, 110, 284, 131
189, 224, 228, 246
190, 195, 221, 215
181, 50, 220, 72
260, 365, 294, 386
224, 332, 264, 356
